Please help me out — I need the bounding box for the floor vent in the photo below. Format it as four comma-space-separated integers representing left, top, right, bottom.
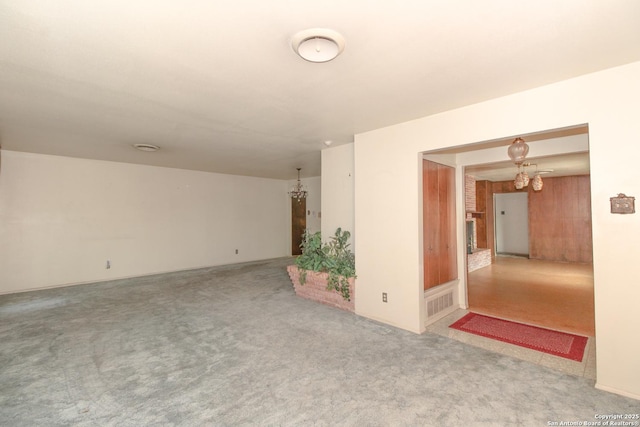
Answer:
427, 291, 454, 318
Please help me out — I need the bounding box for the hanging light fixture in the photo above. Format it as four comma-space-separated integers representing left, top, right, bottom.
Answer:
514, 163, 530, 188
507, 138, 543, 191
532, 173, 543, 191
507, 137, 529, 165
513, 163, 544, 191
514, 165, 525, 190
521, 167, 530, 187
288, 168, 308, 201
531, 165, 544, 191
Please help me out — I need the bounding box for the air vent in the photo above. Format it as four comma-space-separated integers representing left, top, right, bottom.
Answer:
426, 291, 454, 318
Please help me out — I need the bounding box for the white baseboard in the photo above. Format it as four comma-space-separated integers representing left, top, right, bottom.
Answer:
595, 383, 640, 401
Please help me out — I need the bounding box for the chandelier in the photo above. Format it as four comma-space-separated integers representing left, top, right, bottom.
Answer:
288, 168, 308, 201
508, 138, 543, 191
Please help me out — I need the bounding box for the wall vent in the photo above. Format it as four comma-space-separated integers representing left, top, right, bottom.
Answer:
426, 291, 454, 318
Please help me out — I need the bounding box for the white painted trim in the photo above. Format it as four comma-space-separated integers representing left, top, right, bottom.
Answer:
595, 383, 640, 402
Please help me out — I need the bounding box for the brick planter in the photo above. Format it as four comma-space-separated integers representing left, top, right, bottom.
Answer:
286, 265, 355, 312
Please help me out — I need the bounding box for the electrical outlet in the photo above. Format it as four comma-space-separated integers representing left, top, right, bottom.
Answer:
382, 292, 387, 303
106, 260, 111, 269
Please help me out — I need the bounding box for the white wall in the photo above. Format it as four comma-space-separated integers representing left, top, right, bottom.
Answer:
321, 143, 355, 246
495, 193, 529, 255
354, 61, 640, 399
0, 151, 290, 294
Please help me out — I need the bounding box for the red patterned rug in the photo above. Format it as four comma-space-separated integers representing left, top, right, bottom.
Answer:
449, 312, 588, 361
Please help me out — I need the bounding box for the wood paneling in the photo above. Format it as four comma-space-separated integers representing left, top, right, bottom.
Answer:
529, 175, 592, 263
474, 180, 489, 249
481, 175, 592, 263
423, 160, 457, 290
291, 198, 306, 255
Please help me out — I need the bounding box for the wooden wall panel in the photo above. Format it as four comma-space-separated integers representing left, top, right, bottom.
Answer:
423, 160, 457, 290
484, 181, 495, 261
475, 181, 488, 249
443, 166, 457, 283
291, 197, 306, 255
423, 160, 440, 288
576, 176, 593, 262
491, 175, 592, 263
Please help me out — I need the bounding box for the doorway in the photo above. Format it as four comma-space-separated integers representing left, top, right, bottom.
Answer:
494, 192, 529, 257
467, 257, 594, 336
291, 197, 306, 255
460, 127, 594, 337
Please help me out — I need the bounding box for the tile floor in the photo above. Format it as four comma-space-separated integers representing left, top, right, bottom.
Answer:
426, 309, 596, 380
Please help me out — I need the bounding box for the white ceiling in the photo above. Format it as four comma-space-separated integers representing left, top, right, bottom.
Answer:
1, 1, 639, 180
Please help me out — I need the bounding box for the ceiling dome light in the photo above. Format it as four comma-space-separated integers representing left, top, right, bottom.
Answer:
292, 28, 345, 63
133, 143, 160, 152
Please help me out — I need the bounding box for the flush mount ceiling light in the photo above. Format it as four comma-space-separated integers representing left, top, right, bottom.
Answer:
292, 28, 345, 63
133, 143, 160, 152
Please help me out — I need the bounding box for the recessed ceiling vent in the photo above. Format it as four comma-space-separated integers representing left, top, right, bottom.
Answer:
133, 144, 160, 152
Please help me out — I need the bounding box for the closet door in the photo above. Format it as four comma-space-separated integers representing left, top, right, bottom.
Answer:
423, 160, 441, 288
423, 160, 457, 290
438, 164, 457, 283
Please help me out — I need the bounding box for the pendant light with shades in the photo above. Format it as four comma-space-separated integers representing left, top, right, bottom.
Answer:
507, 137, 543, 191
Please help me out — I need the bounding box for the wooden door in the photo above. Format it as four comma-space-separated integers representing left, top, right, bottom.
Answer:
423, 160, 457, 289
439, 164, 457, 283
291, 197, 306, 255
424, 160, 440, 288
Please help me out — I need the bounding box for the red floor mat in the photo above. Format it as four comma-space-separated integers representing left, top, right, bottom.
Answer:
450, 312, 588, 361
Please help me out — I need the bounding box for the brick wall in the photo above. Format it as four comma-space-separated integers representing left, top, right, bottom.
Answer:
287, 265, 355, 312
465, 175, 477, 212
467, 248, 492, 272
465, 175, 479, 252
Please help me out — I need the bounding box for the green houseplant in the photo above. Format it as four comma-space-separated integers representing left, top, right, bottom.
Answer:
294, 228, 356, 301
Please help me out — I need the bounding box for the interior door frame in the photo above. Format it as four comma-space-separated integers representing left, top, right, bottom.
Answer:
291, 197, 306, 255
494, 192, 529, 257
